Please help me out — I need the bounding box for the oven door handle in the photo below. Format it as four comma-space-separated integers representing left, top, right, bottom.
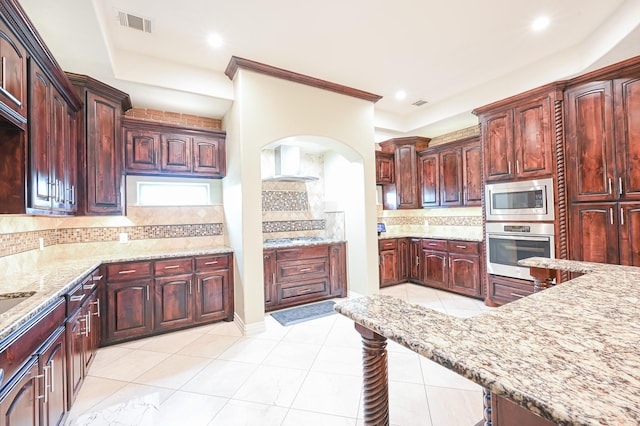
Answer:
487, 234, 551, 242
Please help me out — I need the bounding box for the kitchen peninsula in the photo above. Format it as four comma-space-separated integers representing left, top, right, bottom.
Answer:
335, 257, 640, 425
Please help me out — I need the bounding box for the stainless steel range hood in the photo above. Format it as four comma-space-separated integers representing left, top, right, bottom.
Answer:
262, 145, 319, 182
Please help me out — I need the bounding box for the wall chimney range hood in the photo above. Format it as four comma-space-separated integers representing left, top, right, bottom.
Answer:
262, 145, 319, 182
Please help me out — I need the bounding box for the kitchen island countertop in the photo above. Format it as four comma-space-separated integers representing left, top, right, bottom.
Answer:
335, 257, 640, 425
0, 245, 233, 341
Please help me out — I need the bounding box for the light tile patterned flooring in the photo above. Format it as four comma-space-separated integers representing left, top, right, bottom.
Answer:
66, 283, 494, 426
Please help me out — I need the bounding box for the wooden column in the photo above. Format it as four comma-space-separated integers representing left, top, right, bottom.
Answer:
355, 323, 389, 426
529, 267, 556, 293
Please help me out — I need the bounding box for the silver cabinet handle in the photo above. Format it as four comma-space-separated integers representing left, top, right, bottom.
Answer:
455, 245, 467, 249
118, 269, 137, 274
49, 363, 55, 393
86, 313, 91, 336
508, 161, 512, 174
510, 293, 526, 298
428, 243, 437, 246
516, 160, 520, 174
91, 275, 104, 281
300, 288, 313, 294
619, 177, 623, 196
164, 265, 180, 269
35, 366, 49, 403
610, 208, 614, 225
83, 282, 97, 291
608, 178, 612, 194
299, 268, 311, 272
415, 256, 419, 265
204, 261, 218, 265
146, 285, 150, 301
91, 298, 100, 317
621, 207, 625, 226
189, 282, 192, 295
272, 273, 275, 284
70, 295, 85, 302
384, 243, 393, 247
1, 57, 5, 89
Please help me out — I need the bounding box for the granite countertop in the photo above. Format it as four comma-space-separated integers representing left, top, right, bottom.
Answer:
378, 233, 483, 242
335, 258, 640, 425
262, 237, 346, 249
0, 246, 233, 341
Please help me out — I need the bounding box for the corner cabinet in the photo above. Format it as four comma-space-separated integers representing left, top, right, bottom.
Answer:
67, 73, 132, 216
474, 83, 562, 182
264, 242, 347, 311
123, 118, 226, 178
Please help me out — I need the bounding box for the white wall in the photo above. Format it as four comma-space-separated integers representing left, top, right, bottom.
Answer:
223, 69, 379, 332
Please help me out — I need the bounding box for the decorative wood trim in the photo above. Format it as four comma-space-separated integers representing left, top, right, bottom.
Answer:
354, 323, 389, 426
378, 136, 431, 153
472, 82, 567, 117
66, 73, 132, 111
224, 56, 382, 103
566, 55, 640, 86
122, 117, 226, 138
553, 98, 569, 283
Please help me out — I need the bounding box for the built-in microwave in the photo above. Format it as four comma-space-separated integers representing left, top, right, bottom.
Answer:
485, 178, 555, 222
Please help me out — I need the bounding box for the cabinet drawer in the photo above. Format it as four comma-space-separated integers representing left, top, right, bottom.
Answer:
447, 240, 480, 255
106, 261, 152, 281
195, 254, 229, 271
154, 257, 193, 276
279, 279, 328, 300
277, 258, 328, 281
489, 276, 534, 304
378, 239, 397, 251
422, 239, 447, 251
276, 245, 328, 261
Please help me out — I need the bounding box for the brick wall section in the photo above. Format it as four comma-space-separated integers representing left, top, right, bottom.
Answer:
429, 125, 480, 146
125, 108, 222, 130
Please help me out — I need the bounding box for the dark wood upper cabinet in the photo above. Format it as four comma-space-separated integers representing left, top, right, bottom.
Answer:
67, 73, 131, 216
439, 147, 462, 206
375, 152, 394, 184
419, 151, 439, 208
462, 142, 482, 206
379, 137, 430, 210
475, 84, 561, 183
614, 77, 640, 200
123, 118, 226, 178
0, 17, 27, 127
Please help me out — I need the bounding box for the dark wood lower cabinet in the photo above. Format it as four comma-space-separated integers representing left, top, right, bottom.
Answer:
0, 357, 39, 426
264, 243, 347, 311
422, 249, 448, 289
103, 254, 234, 345
491, 393, 554, 426
38, 327, 67, 426
486, 275, 534, 307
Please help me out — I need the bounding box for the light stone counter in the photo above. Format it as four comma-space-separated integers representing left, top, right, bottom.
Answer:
0, 246, 233, 341
378, 231, 483, 242
335, 258, 640, 425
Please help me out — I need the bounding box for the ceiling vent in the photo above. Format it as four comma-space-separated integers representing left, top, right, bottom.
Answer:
117, 11, 152, 33
412, 99, 428, 107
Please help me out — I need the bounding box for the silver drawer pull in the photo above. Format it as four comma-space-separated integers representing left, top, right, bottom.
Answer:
428, 243, 437, 246
164, 265, 180, 269
91, 275, 104, 281
300, 289, 313, 294
70, 295, 85, 302
510, 293, 526, 298
118, 269, 137, 274
455, 245, 467, 249
83, 283, 97, 291
384, 243, 393, 247
299, 268, 311, 272
205, 261, 219, 265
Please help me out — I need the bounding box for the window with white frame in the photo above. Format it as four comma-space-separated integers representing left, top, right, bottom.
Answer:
128, 176, 220, 206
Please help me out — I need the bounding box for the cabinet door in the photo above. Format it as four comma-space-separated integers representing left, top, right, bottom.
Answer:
486, 275, 534, 307
263, 250, 276, 309
409, 239, 422, 283
105, 280, 153, 343
195, 270, 231, 323
565, 81, 616, 202
482, 109, 514, 182
448, 254, 481, 297
29, 61, 52, 210
619, 202, 640, 266
422, 250, 448, 289
124, 129, 160, 172
513, 96, 553, 179
64, 110, 78, 212
614, 78, 640, 200
38, 327, 66, 426
375, 152, 394, 184
462, 142, 482, 206
329, 243, 346, 296
394, 145, 419, 209
154, 274, 193, 331
50, 87, 67, 212
440, 148, 462, 206
397, 239, 409, 283
84, 292, 100, 372
379, 250, 398, 287
570, 203, 619, 264
0, 20, 27, 120
0, 357, 38, 426
161, 134, 192, 173
65, 307, 84, 409
193, 136, 224, 176
419, 151, 439, 207
85, 92, 123, 214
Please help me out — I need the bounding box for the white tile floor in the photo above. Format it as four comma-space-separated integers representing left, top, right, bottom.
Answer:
66, 283, 494, 426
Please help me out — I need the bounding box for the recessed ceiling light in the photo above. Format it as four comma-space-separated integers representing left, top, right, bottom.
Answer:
208, 33, 224, 49
395, 90, 407, 101
531, 16, 550, 32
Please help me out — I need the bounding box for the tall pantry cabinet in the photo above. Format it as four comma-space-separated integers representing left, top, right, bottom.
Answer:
565, 60, 640, 266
